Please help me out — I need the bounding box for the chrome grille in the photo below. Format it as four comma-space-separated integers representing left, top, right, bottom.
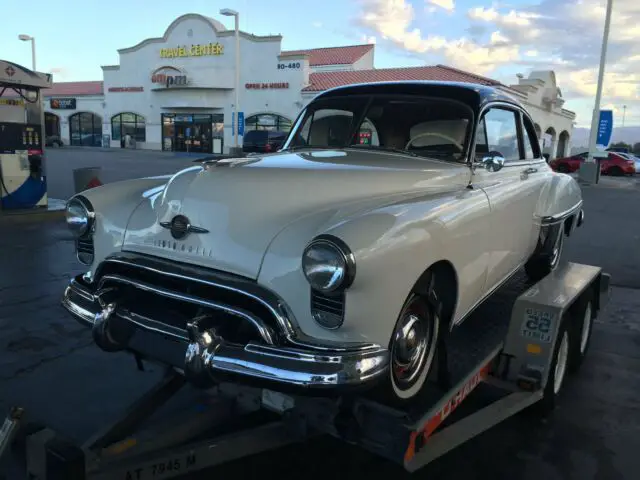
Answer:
94, 258, 285, 345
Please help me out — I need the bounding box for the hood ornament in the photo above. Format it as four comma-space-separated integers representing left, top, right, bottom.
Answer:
160, 214, 209, 240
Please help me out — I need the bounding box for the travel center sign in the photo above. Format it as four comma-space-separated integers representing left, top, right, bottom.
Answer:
160, 43, 224, 58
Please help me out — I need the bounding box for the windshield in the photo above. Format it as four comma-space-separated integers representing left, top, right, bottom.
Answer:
282, 94, 473, 162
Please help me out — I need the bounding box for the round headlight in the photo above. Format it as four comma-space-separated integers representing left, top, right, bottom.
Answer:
302, 236, 355, 293
65, 197, 93, 237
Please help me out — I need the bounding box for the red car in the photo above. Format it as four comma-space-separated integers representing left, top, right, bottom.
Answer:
550, 151, 636, 176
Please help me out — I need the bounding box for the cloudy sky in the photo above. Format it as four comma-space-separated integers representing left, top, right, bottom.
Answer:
2, 0, 638, 127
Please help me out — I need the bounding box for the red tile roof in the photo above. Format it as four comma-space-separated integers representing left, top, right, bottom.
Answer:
43, 81, 104, 96
302, 64, 502, 92
281, 44, 373, 66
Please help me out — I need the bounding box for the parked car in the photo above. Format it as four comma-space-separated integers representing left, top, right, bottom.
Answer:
242, 129, 287, 153
61, 81, 585, 405
615, 152, 640, 174
550, 151, 635, 176
45, 135, 63, 147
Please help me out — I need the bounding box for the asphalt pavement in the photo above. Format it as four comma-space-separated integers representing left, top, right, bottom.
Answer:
43, 146, 200, 200
0, 155, 639, 479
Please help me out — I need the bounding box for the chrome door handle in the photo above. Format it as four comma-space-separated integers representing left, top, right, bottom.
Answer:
523, 167, 538, 175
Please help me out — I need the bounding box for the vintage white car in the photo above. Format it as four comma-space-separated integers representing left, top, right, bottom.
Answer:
62, 81, 584, 405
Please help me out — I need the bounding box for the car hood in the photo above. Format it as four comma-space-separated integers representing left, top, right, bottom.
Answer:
122, 149, 471, 279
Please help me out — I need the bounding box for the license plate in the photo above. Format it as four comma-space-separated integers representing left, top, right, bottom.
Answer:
123, 452, 197, 479
261, 389, 295, 413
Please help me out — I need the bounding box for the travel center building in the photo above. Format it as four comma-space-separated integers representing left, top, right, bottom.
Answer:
41, 13, 577, 158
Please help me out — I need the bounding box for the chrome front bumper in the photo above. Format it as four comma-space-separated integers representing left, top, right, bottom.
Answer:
62, 274, 389, 391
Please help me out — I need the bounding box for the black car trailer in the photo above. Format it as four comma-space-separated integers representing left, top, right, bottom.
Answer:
0, 262, 610, 479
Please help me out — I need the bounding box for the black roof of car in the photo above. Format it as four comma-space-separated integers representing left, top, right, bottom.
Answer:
313, 80, 521, 113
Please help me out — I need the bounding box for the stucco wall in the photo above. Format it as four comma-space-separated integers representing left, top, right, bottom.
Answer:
101, 15, 307, 152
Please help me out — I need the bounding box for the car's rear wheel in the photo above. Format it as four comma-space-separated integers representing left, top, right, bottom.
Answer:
525, 225, 564, 282
377, 292, 440, 406
608, 166, 624, 176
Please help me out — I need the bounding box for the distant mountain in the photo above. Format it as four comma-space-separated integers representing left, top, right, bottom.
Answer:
571, 126, 640, 149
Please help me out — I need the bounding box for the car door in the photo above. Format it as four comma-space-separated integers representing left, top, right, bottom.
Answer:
471, 104, 547, 295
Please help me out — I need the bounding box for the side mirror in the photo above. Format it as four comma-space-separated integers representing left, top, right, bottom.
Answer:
480, 155, 505, 172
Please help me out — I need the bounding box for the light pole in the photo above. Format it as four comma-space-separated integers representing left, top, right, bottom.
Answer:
220, 8, 240, 152
580, 0, 614, 184
18, 34, 36, 71
622, 105, 627, 127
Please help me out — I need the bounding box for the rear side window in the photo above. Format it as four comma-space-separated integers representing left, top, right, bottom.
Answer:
521, 115, 541, 159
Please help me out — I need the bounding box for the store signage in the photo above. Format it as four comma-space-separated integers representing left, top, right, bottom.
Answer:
151, 66, 189, 88
245, 82, 290, 90
108, 87, 144, 92
0, 98, 24, 106
160, 43, 224, 58
596, 110, 613, 149
50, 98, 76, 109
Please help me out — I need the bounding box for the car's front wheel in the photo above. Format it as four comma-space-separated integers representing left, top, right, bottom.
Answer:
379, 293, 440, 405
525, 225, 564, 282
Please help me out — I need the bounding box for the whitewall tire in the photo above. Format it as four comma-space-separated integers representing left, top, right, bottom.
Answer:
387, 294, 440, 403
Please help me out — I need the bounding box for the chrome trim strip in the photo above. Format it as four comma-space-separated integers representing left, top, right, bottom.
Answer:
200, 342, 389, 387
452, 260, 525, 331
96, 273, 277, 345
117, 308, 189, 342
540, 201, 583, 226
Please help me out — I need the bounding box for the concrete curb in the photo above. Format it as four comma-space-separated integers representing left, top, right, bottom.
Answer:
0, 199, 66, 222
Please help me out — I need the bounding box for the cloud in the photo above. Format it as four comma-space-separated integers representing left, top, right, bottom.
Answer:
312, 21, 323, 28
355, 0, 640, 124
427, 0, 455, 12
48, 67, 69, 79
358, 0, 518, 73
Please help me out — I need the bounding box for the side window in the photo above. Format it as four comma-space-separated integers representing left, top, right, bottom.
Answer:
478, 108, 521, 161
521, 115, 542, 159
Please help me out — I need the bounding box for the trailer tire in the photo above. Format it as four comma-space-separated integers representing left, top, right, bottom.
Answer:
535, 316, 571, 415
568, 294, 595, 373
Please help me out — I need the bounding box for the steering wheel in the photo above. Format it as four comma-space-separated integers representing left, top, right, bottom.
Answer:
404, 132, 464, 152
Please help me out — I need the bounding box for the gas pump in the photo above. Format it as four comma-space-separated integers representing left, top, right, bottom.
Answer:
0, 60, 52, 211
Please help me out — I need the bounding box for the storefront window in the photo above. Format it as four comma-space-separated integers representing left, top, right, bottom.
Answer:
245, 114, 292, 133
69, 112, 102, 147
161, 113, 224, 154
111, 113, 146, 142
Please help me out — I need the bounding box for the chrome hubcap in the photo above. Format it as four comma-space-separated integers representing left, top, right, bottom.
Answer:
391, 313, 430, 388
580, 303, 592, 354
553, 331, 569, 394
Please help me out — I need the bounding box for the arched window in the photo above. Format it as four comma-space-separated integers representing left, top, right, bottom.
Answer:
111, 113, 146, 142
245, 113, 292, 133
69, 112, 103, 147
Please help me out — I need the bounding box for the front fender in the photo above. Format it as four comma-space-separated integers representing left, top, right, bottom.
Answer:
259, 187, 491, 347
70, 175, 172, 272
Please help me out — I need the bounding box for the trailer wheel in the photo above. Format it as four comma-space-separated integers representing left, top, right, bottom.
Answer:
536, 316, 571, 414
568, 294, 595, 373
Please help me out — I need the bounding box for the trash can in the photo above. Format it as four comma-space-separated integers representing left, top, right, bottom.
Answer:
73, 167, 103, 194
